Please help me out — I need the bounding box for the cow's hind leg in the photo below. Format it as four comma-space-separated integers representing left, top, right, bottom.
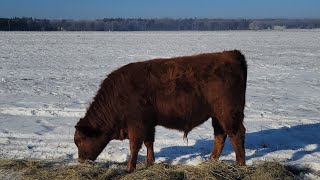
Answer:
229, 119, 246, 166
218, 112, 246, 166
126, 127, 144, 172
210, 117, 227, 160
211, 100, 246, 165
144, 126, 155, 166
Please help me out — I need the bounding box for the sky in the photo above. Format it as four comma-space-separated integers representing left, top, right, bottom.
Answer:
1, 0, 320, 19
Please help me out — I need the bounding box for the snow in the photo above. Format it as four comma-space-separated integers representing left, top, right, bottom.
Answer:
0, 30, 320, 178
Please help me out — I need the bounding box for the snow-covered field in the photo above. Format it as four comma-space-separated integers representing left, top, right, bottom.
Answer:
0, 30, 319, 178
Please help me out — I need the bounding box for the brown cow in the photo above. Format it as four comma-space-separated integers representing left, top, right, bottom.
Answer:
74, 50, 247, 172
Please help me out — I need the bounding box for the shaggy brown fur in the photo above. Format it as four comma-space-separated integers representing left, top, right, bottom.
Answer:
74, 50, 247, 172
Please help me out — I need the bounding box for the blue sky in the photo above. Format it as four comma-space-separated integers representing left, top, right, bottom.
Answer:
1, 0, 319, 19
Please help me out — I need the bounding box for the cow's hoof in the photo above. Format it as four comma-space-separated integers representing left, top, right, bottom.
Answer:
209, 155, 219, 161
146, 159, 154, 167
236, 162, 246, 166
125, 166, 135, 173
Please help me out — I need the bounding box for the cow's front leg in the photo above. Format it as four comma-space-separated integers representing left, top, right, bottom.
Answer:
144, 127, 155, 166
126, 128, 143, 172
144, 141, 154, 166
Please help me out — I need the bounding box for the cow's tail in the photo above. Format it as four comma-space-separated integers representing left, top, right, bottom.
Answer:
233, 50, 247, 91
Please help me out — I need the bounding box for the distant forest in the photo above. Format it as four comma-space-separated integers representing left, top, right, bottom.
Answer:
1, 17, 320, 31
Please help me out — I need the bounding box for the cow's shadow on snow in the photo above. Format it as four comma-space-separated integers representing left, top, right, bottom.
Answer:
155, 123, 320, 164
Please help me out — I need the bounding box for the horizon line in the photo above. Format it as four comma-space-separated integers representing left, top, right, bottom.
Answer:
2, 16, 320, 21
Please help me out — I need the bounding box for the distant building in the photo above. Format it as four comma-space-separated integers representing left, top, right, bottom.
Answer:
273, 26, 286, 30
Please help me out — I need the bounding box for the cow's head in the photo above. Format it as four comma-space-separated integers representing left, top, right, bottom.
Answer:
74, 121, 110, 163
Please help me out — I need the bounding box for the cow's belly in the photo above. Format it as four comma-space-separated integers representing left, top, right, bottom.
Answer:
157, 114, 211, 132
153, 91, 212, 131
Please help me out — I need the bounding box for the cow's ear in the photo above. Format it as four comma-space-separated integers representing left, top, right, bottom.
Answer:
75, 125, 102, 137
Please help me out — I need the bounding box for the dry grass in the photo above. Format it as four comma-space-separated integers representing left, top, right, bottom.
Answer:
0, 159, 295, 180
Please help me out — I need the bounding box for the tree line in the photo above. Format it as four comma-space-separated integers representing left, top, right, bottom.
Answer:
1, 17, 320, 31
